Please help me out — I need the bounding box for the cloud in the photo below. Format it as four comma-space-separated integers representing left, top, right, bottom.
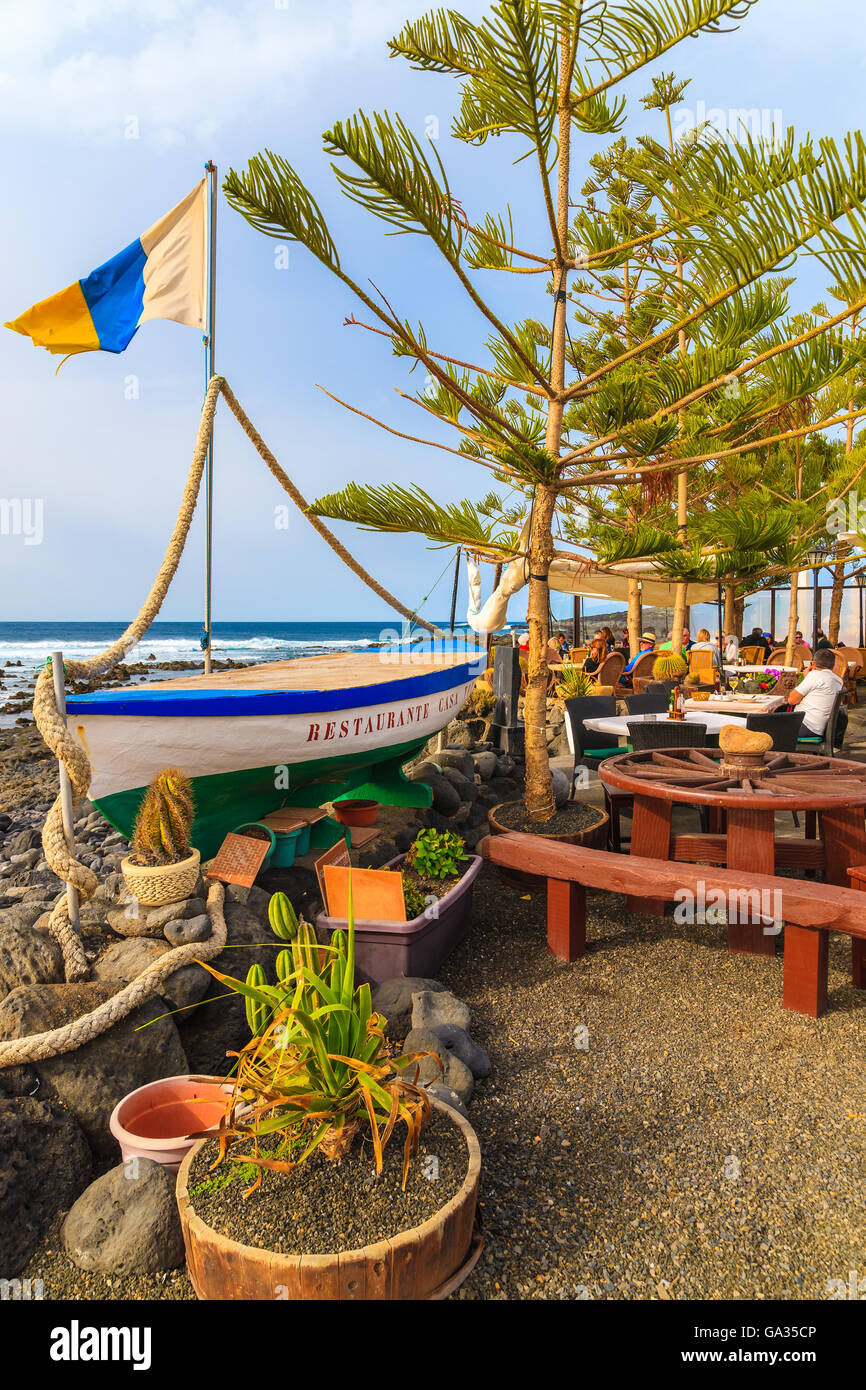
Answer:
0, 0, 441, 145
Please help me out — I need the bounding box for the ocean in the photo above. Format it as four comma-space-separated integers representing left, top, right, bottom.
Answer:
0, 619, 477, 728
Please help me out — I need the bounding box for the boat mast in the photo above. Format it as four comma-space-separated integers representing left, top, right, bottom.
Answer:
203, 159, 217, 675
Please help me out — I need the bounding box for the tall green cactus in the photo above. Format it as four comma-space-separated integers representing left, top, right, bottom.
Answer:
130, 767, 195, 866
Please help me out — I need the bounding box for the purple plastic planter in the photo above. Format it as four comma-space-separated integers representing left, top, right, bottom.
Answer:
316, 853, 482, 986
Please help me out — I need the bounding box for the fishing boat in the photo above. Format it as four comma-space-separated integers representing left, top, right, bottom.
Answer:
66, 641, 485, 856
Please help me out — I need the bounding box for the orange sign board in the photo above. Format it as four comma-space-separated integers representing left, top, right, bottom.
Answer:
322, 865, 407, 923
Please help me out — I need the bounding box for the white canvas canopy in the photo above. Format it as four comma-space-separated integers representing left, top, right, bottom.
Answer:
466, 551, 719, 634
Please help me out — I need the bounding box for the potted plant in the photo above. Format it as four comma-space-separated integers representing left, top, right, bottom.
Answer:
121, 767, 200, 906
553, 665, 603, 703
178, 885, 481, 1300
316, 828, 481, 984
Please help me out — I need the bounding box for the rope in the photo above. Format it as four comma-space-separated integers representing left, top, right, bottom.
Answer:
7, 374, 439, 1069
0, 883, 227, 1066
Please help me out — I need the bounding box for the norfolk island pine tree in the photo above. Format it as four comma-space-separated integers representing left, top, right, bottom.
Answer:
224, 1, 866, 822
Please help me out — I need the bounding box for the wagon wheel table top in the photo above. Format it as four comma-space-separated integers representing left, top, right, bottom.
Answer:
599, 747, 866, 810
598, 748, 866, 957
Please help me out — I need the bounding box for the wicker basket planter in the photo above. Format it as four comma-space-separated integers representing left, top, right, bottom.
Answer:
121, 848, 201, 906
176, 1099, 482, 1300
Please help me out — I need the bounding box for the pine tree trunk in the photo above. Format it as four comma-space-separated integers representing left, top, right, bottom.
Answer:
734, 594, 745, 636
828, 559, 845, 643
785, 571, 799, 666
724, 583, 737, 636
672, 583, 688, 655
627, 577, 642, 653
523, 26, 572, 822
524, 483, 557, 821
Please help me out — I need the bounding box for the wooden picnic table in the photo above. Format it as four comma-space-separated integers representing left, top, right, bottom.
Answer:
599, 748, 866, 960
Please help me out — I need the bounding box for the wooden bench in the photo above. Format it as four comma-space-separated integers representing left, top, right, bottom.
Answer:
479, 833, 866, 1017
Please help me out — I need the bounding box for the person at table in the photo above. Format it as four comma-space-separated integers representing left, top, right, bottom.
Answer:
794, 630, 812, 656
618, 630, 656, 687
618, 629, 630, 655
787, 648, 846, 742
546, 631, 568, 664
723, 632, 740, 662
582, 632, 610, 674
690, 627, 720, 668
601, 625, 616, 649
744, 626, 771, 658
658, 628, 689, 656
814, 628, 832, 651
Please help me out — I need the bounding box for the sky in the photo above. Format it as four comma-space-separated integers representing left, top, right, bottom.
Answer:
1, 0, 865, 625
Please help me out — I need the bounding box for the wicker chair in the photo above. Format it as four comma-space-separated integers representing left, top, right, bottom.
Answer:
595, 649, 626, 691
569, 646, 588, 664
796, 688, 846, 757
616, 647, 655, 695
738, 644, 764, 664
626, 719, 707, 751
745, 710, 805, 750
625, 689, 669, 714
563, 696, 625, 799
837, 645, 862, 706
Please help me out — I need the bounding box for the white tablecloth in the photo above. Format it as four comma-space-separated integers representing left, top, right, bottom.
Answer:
583, 710, 748, 737
683, 694, 786, 715
722, 663, 797, 674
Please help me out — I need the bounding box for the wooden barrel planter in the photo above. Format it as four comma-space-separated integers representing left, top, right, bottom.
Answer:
175, 1100, 482, 1300
488, 799, 608, 892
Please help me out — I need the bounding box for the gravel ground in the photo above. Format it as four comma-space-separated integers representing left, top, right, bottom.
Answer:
442, 868, 866, 1300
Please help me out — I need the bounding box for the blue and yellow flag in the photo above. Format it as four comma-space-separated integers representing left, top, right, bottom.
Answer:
5, 182, 206, 357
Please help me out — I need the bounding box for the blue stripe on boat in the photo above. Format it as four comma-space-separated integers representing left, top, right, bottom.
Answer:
65, 651, 486, 718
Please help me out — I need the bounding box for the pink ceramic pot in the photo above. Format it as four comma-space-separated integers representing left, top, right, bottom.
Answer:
109, 1074, 232, 1173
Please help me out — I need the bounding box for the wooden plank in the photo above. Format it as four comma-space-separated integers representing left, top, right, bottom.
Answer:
626, 794, 672, 916
672, 834, 825, 872
546, 879, 586, 960
783, 923, 829, 1017
821, 806, 866, 888
478, 835, 866, 937
724, 807, 777, 957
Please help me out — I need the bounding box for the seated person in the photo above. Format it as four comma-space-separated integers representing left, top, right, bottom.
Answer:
745, 626, 771, 658
723, 632, 740, 663
689, 627, 720, 669
787, 648, 846, 743
618, 629, 630, 655
582, 633, 609, 674
546, 631, 567, 665
618, 631, 655, 687
814, 628, 832, 651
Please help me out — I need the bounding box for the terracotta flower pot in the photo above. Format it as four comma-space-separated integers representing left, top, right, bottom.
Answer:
110, 1074, 233, 1173
176, 1099, 482, 1300
332, 798, 380, 827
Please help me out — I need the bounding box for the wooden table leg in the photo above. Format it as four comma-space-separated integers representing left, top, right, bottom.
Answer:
821, 807, 866, 990
626, 794, 672, 915
546, 879, 585, 961
782, 923, 828, 1016
725, 807, 777, 956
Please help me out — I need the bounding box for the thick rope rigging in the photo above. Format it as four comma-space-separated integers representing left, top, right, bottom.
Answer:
1, 376, 440, 1067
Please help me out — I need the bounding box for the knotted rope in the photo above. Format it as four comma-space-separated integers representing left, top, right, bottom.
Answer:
0, 882, 227, 1066
5, 376, 437, 1067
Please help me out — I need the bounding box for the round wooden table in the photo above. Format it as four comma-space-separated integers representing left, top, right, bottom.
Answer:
599, 748, 866, 960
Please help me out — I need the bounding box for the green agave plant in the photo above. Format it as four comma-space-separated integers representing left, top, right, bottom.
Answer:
197, 878, 437, 1195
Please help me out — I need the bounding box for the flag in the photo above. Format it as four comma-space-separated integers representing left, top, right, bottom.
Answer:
5, 182, 207, 357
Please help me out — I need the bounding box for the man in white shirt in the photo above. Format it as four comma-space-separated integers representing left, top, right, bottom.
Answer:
788, 648, 844, 738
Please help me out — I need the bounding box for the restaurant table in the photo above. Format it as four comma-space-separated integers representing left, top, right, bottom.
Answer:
683, 694, 786, 715
723, 663, 798, 675
599, 748, 866, 966
583, 710, 748, 738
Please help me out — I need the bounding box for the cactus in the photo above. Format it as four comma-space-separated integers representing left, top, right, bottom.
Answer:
268, 891, 298, 940
129, 767, 195, 866
244, 963, 270, 1036
653, 652, 688, 681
